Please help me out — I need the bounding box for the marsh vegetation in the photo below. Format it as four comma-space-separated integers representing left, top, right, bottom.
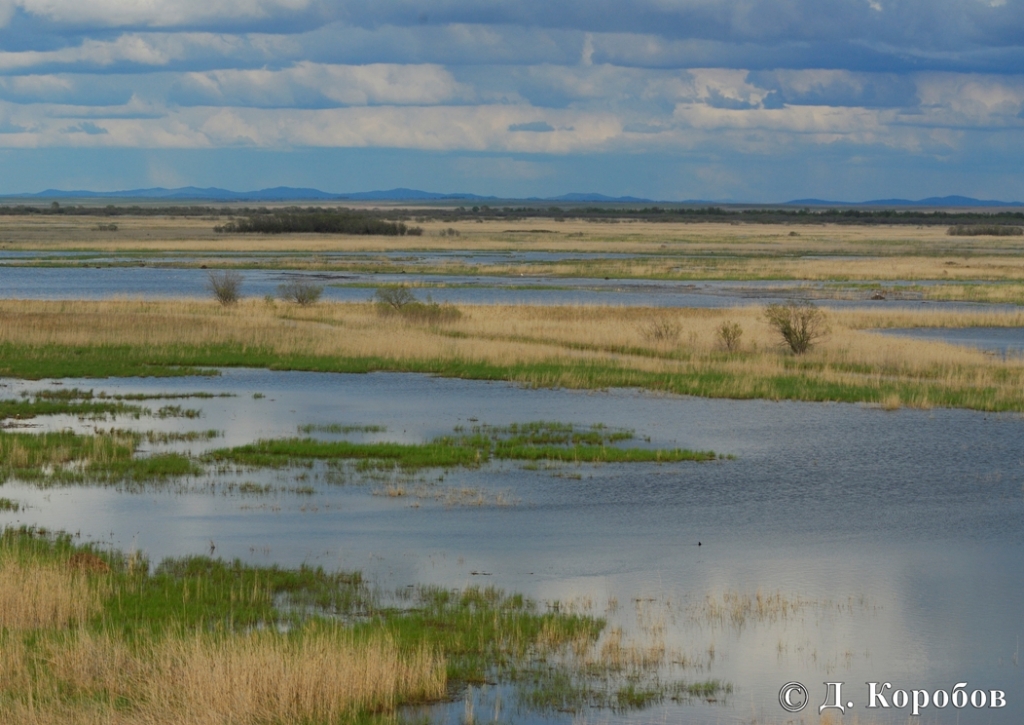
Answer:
2, 298, 1023, 411
0, 527, 738, 724
2, 209, 1022, 724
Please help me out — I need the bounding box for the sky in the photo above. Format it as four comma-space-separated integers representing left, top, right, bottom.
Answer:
0, 1, 1023, 202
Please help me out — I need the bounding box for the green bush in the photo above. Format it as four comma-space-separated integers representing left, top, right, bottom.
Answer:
764, 302, 828, 354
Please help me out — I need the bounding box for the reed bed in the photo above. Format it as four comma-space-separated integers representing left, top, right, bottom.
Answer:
1, 630, 444, 725
0, 541, 108, 630
2, 298, 1024, 410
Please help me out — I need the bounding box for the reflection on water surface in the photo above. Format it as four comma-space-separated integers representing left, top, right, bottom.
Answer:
1, 370, 1021, 724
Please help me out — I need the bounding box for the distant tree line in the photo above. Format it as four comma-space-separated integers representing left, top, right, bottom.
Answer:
214, 211, 422, 236
1, 200, 1023, 228
393, 204, 1024, 227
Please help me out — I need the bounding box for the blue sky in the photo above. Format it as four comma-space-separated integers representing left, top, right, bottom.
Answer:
0, 0, 1022, 201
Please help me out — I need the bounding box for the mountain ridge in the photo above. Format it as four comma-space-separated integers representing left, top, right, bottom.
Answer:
3, 187, 1022, 207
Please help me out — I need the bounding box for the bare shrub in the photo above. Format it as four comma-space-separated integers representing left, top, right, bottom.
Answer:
716, 321, 743, 352
640, 317, 681, 344
278, 280, 324, 306
374, 286, 460, 324
207, 270, 242, 306
374, 285, 417, 311
400, 301, 461, 324
764, 302, 829, 354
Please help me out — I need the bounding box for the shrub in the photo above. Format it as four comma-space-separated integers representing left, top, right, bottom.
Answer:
764, 302, 828, 354
639, 318, 681, 344
947, 225, 1023, 237
278, 280, 324, 306
207, 270, 243, 306
716, 321, 743, 352
373, 286, 416, 311
373, 286, 460, 324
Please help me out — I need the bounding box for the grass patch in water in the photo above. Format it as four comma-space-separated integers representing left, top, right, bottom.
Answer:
0, 396, 147, 421
142, 429, 221, 444
0, 497, 19, 511
207, 421, 719, 471
27, 389, 233, 402
0, 430, 199, 486
298, 423, 388, 434
2, 388, 228, 423
154, 404, 202, 419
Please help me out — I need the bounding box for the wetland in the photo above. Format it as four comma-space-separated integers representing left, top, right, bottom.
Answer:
1, 209, 1022, 724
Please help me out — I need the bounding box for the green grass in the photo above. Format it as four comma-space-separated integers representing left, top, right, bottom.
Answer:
0, 497, 19, 511
298, 423, 387, 434
143, 429, 221, 444
3, 340, 1022, 412
0, 395, 147, 421
0, 430, 199, 486
207, 421, 719, 471
27, 388, 232, 401
518, 664, 732, 712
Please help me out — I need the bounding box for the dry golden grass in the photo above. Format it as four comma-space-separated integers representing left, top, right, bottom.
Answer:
3, 213, 1022, 261
0, 541, 445, 725
3, 298, 1024, 409
0, 543, 108, 631
1, 628, 445, 725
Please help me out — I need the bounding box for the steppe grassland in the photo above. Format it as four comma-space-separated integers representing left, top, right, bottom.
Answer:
3, 298, 1024, 410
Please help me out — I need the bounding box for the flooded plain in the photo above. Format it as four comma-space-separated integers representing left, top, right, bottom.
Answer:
3, 263, 1021, 312
2, 369, 1022, 724
879, 326, 1024, 355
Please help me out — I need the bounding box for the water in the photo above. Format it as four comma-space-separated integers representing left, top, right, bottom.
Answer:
2, 264, 1019, 311
2, 370, 1022, 723
879, 326, 1024, 355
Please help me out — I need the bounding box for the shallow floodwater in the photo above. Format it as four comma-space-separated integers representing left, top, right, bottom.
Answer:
2, 264, 1020, 312
879, 326, 1024, 356
2, 370, 1022, 723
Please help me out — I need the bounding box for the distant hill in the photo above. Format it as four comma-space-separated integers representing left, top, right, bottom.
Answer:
336, 188, 498, 201
543, 193, 652, 203
6, 187, 1021, 207
787, 195, 1024, 208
